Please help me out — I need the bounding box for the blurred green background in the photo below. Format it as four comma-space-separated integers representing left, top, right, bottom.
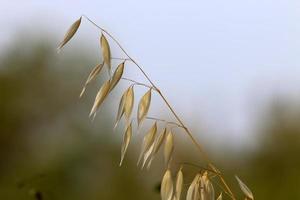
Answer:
0, 38, 300, 200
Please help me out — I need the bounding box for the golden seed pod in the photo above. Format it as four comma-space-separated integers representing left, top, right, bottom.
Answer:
137, 122, 157, 165
80, 63, 104, 98
141, 142, 154, 169
186, 173, 201, 200
124, 86, 134, 123
58, 17, 82, 51
235, 175, 254, 200
89, 80, 111, 118
153, 128, 167, 155
137, 89, 151, 126
100, 34, 111, 75
164, 131, 174, 166
120, 122, 132, 166
216, 193, 223, 200
110, 62, 124, 92
175, 168, 183, 200
200, 172, 215, 200
161, 169, 174, 200
114, 91, 126, 129
146, 128, 167, 169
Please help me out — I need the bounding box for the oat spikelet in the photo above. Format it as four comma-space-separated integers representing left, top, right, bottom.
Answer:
200, 172, 215, 200
110, 62, 124, 92
100, 34, 111, 75
235, 175, 254, 200
137, 89, 151, 126
175, 168, 183, 200
137, 122, 157, 165
147, 128, 167, 168
114, 91, 126, 129
153, 128, 167, 155
120, 122, 132, 166
141, 142, 154, 169
80, 63, 104, 98
124, 86, 134, 123
161, 169, 174, 200
58, 17, 82, 51
186, 173, 200, 200
89, 80, 111, 117
216, 193, 222, 200
164, 131, 174, 166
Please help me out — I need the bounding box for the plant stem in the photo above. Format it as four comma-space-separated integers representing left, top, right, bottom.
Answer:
82, 15, 236, 200
145, 116, 184, 128
121, 77, 152, 89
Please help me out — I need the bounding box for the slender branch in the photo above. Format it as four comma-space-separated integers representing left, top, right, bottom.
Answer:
111, 57, 131, 61
121, 77, 153, 89
82, 15, 105, 32
82, 15, 236, 200
145, 116, 184, 128
210, 178, 232, 199
179, 162, 220, 175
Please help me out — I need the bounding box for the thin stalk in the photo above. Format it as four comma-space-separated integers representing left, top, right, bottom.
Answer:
210, 178, 232, 199
121, 77, 153, 89
145, 116, 184, 128
82, 15, 236, 200
179, 162, 220, 175
111, 57, 131, 61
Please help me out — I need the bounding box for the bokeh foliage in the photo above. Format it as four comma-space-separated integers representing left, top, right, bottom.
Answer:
0, 40, 159, 200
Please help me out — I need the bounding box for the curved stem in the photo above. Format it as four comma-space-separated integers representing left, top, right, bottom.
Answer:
121, 77, 153, 89
179, 162, 220, 175
210, 178, 232, 199
111, 57, 131, 61
145, 116, 184, 129
82, 15, 236, 200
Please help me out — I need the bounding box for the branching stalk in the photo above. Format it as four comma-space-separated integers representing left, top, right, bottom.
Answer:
145, 116, 184, 128
82, 15, 236, 200
121, 77, 153, 89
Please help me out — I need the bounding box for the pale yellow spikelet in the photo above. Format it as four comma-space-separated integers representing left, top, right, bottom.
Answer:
109, 62, 124, 92
200, 172, 215, 200
161, 169, 174, 200
153, 128, 167, 155
124, 86, 134, 123
137, 122, 157, 165
216, 193, 222, 200
175, 167, 183, 200
141, 142, 154, 169
58, 17, 82, 51
164, 131, 174, 166
114, 91, 126, 129
100, 34, 111, 75
137, 89, 151, 126
235, 175, 254, 200
80, 63, 104, 98
146, 128, 167, 169
120, 122, 132, 166
186, 173, 200, 200
89, 80, 111, 117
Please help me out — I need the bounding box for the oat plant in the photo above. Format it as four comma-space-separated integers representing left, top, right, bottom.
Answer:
57, 16, 254, 200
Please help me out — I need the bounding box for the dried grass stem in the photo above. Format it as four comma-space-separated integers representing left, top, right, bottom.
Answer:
82, 14, 236, 200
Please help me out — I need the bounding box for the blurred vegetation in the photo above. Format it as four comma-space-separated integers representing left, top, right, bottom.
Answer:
242, 100, 300, 199
0, 39, 300, 199
0, 40, 160, 200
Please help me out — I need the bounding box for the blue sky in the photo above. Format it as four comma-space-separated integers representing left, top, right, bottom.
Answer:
1, 0, 299, 148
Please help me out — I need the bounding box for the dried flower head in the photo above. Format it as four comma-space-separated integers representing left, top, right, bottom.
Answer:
59, 16, 255, 200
